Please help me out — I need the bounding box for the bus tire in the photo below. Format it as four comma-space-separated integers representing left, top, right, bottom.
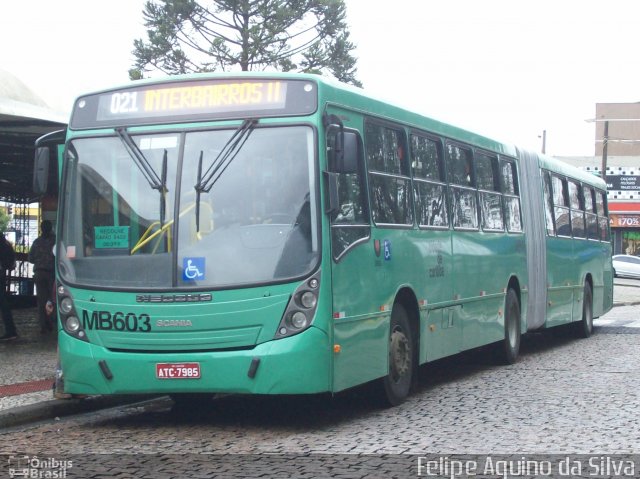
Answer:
500, 289, 521, 364
575, 284, 594, 338
380, 303, 414, 406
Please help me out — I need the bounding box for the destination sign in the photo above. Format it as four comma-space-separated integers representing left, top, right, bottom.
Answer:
70, 78, 318, 129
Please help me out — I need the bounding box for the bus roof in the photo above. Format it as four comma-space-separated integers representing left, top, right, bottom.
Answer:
315, 74, 519, 158
72, 72, 516, 156
537, 153, 606, 189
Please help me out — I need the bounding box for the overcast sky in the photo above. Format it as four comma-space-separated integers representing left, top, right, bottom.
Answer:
2, 0, 639, 156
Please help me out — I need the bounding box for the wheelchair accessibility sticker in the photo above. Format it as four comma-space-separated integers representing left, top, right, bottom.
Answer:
383, 239, 392, 261
183, 257, 205, 281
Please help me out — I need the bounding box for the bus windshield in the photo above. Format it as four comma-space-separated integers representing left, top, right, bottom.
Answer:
58, 125, 318, 289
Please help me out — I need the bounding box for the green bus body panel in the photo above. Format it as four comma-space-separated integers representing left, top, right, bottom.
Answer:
331, 240, 388, 392
330, 226, 528, 391
545, 237, 576, 326
453, 231, 527, 351
60, 325, 330, 395
74, 289, 292, 351
546, 236, 613, 326
61, 279, 333, 395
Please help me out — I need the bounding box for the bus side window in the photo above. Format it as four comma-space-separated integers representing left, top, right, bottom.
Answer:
446, 143, 474, 186
501, 160, 522, 233
569, 180, 586, 239
595, 190, 610, 242
477, 152, 504, 231
447, 142, 478, 230
328, 126, 370, 260
365, 121, 413, 226
584, 186, 599, 240
410, 133, 448, 228
552, 175, 571, 237
542, 171, 556, 235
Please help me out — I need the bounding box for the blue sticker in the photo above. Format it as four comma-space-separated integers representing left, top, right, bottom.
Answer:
383, 239, 392, 261
183, 257, 205, 281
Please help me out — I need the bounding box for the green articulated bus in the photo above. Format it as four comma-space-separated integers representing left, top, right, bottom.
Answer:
35, 73, 613, 406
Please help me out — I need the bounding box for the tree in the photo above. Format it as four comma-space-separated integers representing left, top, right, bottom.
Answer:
130, 0, 362, 87
0, 208, 9, 233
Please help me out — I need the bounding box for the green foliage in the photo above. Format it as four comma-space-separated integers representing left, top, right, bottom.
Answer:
0, 209, 9, 233
130, 0, 362, 87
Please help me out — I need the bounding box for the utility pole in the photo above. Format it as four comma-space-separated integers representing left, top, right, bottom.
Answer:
601, 120, 609, 180
541, 130, 546, 154
583, 117, 640, 179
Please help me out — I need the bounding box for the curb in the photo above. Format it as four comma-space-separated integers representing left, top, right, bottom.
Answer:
0, 394, 160, 430
612, 301, 640, 308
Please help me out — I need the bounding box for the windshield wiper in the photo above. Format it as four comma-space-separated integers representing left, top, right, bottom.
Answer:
115, 128, 168, 226
194, 119, 258, 232
115, 128, 163, 189
195, 119, 257, 193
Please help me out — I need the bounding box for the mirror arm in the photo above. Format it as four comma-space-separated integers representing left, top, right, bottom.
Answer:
323, 171, 340, 215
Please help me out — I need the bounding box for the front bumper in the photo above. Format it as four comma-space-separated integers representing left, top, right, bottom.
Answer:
60, 326, 331, 395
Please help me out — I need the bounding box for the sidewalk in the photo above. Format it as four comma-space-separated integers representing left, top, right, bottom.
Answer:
1, 281, 639, 429
0, 306, 153, 429
0, 306, 57, 411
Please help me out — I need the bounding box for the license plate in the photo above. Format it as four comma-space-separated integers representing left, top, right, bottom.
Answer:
156, 362, 201, 379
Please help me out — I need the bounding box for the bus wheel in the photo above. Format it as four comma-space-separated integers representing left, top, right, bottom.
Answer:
380, 303, 414, 406
500, 289, 521, 364
575, 284, 594, 338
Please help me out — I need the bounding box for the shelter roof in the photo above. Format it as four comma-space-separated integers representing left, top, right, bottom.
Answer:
0, 70, 67, 203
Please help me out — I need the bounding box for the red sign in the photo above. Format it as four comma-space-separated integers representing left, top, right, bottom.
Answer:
156, 363, 201, 379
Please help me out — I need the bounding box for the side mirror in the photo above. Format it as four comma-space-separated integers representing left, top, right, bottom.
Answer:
339, 132, 358, 174
328, 130, 359, 174
33, 147, 50, 195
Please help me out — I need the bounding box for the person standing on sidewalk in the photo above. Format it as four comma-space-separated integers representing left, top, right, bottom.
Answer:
0, 232, 18, 340
29, 220, 56, 333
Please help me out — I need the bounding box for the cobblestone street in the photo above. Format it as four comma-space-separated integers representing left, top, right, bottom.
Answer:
1, 303, 639, 478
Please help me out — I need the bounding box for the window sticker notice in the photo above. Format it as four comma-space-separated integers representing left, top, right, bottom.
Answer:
94, 226, 130, 249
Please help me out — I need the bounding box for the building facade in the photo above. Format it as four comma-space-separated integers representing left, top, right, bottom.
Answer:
559, 102, 640, 255
596, 103, 640, 255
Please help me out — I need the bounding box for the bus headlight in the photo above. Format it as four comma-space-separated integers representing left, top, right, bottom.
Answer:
57, 285, 89, 343
290, 312, 308, 329
274, 271, 321, 339
59, 297, 74, 314
65, 316, 81, 332
299, 291, 317, 309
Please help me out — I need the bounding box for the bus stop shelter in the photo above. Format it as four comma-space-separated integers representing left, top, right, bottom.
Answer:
0, 70, 66, 302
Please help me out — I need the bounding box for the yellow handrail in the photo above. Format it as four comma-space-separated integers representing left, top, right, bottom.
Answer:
130, 203, 197, 254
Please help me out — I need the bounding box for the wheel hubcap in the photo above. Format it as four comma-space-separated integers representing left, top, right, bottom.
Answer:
390, 327, 410, 381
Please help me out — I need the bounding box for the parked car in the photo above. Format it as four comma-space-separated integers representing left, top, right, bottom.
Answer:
612, 254, 640, 279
